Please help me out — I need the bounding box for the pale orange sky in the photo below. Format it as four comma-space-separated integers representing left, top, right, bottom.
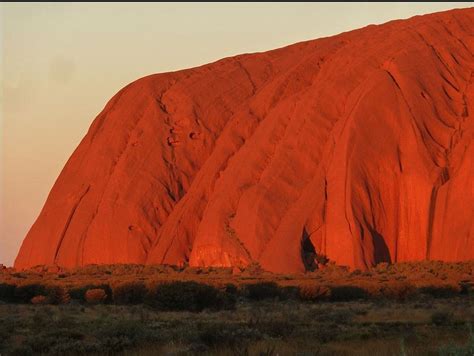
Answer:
1, 2, 472, 266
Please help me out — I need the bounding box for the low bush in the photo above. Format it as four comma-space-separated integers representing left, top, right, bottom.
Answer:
69, 284, 112, 303
46, 285, 71, 304
329, 285, 368, 301
419, 285, 460, 298
0, 283, 16, 303
85, 289, 107, 304
245, 282, 281, 301
280, 286, 300, 300
69, 285, 89, 301
459, 281, 473, 295
224, 283, 238, 295
112, 281, 147, 304
14, 284, 47, 303
299, 284, 330, 301
30, 295, 48, 305
147, 281, 235, 312
379, 282, 417, 301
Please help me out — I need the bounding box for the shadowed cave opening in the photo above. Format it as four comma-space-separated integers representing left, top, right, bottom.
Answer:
301, 228, 327, 271
369, 227, 392, 264
301, 226, 391, 269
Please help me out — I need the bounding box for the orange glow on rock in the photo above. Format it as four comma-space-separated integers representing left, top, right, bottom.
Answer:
14, 8, 474, 272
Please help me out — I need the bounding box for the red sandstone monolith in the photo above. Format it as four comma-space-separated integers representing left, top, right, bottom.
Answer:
15, 8, 474, 272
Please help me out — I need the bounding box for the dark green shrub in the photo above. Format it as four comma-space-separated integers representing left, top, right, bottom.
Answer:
0, 283, 16, 303
419, 285, 459, 298
329, 285, 368, 301
69, 286, 89, 301
147, 281, 234, 312
14, 284, 47, 303
280, 286, 300, 300
224, 283, 238, 295
69, 284, 112, 303
459, 281, 473, 295
45, 285, 71, 304
222, 291, 237, 310
245, 282, 281, 301
112, 281, 147, 304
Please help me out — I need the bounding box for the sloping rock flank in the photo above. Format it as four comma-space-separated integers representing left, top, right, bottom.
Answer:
15, 8, 474, 272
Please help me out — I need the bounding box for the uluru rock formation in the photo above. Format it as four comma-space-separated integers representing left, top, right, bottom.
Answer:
15, 8, 474, 273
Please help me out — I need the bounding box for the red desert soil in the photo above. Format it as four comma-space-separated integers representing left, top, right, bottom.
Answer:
15, 8, 474, 273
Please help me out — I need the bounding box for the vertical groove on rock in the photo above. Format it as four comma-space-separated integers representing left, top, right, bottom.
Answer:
54, 185, 90, 263
426, 169, 450, 259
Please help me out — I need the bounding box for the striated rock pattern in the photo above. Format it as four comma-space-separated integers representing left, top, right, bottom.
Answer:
15, 8, 474, 272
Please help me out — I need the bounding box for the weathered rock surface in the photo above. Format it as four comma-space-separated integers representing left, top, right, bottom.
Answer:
15, 8, 474, 272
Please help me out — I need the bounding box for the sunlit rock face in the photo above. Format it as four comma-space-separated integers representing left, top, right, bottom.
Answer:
15, 8, 474, 272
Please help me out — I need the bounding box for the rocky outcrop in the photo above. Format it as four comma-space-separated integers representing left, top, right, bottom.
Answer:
15, 8, 474, 272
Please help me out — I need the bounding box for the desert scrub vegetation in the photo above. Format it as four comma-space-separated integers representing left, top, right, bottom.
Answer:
0, 261, 472, 354
431, 310, 454, 326
146, 281, 236, 312
112, 281, 148, 304
328, 285, 368, 301
298, 284, 330, 301
419, 284, 461, 298
0, 305, 163, 355
245, 282, 282, 301
13, 283, 48, 303
0, 279, 471, 307
0, 298, 473, 355
0, 261, 474, 304
5, 283, 71, 304
85, 288, 108, 304
438, 327, 474, 356
0, 283, 16, 303
69, 284, 112, 303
